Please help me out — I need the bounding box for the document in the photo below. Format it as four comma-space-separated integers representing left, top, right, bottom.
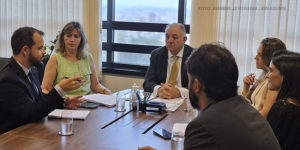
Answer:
82, 93, 116, 107
172, 123, 188, 136
48, 109, 91, 120
150, 97, 184, 112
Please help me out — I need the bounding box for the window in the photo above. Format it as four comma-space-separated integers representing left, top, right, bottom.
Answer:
101, 0, 191, 76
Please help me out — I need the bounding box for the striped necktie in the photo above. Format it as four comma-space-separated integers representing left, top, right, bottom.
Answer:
168, 56, 178, 87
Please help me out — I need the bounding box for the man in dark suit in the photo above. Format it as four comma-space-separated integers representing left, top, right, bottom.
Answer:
0, 27, 84, 134
184, 43, 280, 150
143, 23, 193, 99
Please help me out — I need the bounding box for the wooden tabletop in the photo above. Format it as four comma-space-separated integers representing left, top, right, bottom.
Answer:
0, 90, 198, 150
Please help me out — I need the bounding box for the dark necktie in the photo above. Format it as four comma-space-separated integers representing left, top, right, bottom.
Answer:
28, 70, 39, 95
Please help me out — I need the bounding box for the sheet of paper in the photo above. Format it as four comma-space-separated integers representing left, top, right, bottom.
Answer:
172, 123, 188, 136
150, 97, 184, 112
82, 94, 116, 107
48, 109, 91, 120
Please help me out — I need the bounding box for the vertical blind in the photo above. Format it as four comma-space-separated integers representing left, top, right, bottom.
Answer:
0, 0, 82, 57
217, 0, 300, 86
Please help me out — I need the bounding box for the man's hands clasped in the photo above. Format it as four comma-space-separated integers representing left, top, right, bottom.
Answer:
157, 83, 181, 99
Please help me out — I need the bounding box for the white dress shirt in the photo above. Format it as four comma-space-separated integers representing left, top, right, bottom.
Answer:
152, 46, 189, 99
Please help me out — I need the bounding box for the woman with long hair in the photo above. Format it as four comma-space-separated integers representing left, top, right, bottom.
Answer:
241, 37, 286, 117
42, 21, 110, 97
266, 50, 300, 150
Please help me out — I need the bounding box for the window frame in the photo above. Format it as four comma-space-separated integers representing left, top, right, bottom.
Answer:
102, 0, 190, 76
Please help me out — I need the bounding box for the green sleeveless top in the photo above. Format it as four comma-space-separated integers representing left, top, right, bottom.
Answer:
54, 53, 91, 98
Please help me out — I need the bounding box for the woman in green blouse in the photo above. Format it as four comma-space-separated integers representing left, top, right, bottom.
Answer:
42, 21, 110, 98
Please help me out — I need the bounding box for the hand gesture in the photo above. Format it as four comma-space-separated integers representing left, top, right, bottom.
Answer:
64, 95, 83, 109
58, 76, 85, 92
243, 73, 255, 87
242, 73, 255, 96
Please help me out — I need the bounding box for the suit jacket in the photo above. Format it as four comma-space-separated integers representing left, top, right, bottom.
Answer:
0, 57, 63, 134
0, 57, 10, 70
184, 96, 280, 150
143, 44, 193, 92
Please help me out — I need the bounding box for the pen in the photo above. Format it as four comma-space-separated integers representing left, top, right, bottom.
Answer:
63, 77, 82, 82
136, 91, 142, 103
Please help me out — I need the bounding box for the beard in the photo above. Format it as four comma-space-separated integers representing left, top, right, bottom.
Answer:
188, 81, 199, 109
29, 52, 44, 68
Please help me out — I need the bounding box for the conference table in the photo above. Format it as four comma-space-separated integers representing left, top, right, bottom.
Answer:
0, 89, 197, 150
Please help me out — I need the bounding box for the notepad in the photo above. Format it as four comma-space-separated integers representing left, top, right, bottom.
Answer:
82, 94, 116, 107
48, 109, 91, 120
172, 123, 188, 136
150, 97, 184, 112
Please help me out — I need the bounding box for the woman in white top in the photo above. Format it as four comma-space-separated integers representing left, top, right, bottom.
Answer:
242, 37, 286, 118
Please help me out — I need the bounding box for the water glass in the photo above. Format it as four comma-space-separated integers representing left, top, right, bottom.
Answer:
130, 83, 140, 111
171, 132, 184, 150
115, 92, 126, 112
183, 98, 198, 122
59, 111, 73, 136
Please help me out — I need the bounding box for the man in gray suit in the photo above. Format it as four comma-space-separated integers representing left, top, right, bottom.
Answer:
184, 43, 280, 150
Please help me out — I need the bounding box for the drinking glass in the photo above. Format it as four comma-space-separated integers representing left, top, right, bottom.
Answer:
171, 123, 187, 150
59, 111, 73, 136
185, 99, 198, 123
115, 92, 126, 112
171, 132, 184, 150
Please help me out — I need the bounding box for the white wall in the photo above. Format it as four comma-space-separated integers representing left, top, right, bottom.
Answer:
102, 74, 144, 93
189, 0, 218, 48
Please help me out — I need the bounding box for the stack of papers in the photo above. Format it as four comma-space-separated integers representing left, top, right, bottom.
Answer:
172, 123, 188, 136
48, 109, 91, 120
82, 94, 116, 107
150, 97, 184, 112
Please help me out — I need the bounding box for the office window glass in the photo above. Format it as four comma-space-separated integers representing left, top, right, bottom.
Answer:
102, 50, 107, 62
114, 30, 164, 46
185, 0, 191, 24
102, 0, 107, 21
185, 34, 190, 45
114, 52, 150, 66
102, 0, 190, 76
101, 29, 107, 43
115, 0, 179, 23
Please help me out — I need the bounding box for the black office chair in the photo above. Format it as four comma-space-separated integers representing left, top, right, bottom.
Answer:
36, 58, 49, 84
0, 57, 47, 84
0, 57, 10, 70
